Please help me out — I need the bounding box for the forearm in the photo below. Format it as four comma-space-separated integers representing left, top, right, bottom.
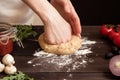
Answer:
22, 0, 56, 23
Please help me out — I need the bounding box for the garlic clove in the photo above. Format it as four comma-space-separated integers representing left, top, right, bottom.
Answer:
2, 54, 15, 65
4, 65, 17, 74
0, 62, 5, 73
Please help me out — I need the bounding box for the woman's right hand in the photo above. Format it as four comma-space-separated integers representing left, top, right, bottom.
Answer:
50, 0, 82, 38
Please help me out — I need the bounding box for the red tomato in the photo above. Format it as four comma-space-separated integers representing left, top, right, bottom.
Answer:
113, 36, 120, 48
117, 26, 120, 32
100, 24, 113, 37
109, 30, 120, 40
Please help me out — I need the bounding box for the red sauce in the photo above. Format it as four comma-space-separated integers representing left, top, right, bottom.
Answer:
0, 23, 14, 56
0, 39, 13, 56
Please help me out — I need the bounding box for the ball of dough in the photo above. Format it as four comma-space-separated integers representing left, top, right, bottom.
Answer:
38, 34, 82, 55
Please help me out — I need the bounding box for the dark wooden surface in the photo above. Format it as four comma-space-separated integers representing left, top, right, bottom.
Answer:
0, 26, 120, 80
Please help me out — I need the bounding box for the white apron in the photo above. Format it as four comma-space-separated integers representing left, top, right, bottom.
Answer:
0, 0, 43, 25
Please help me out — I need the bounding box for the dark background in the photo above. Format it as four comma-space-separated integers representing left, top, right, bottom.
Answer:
71, 0, 120, 25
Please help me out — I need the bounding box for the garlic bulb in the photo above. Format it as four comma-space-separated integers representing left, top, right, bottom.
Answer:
4, 65, 17, 74
2, 54, 15, 65
0, 62, 5, 72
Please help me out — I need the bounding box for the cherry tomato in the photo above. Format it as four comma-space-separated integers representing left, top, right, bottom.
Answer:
100, 24, 113, 37
109, 30, 120, 40
117, 25, 120, 32
113, 36, 120, 48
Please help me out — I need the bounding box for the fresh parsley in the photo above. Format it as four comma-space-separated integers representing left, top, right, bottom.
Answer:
16, 25, 37, 41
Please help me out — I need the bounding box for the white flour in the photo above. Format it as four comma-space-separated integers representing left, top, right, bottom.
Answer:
28, 37, 96, 72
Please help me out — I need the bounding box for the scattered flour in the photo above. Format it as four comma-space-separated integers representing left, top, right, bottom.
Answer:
28, 37, 96, 72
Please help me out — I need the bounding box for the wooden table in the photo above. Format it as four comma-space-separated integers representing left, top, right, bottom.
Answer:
0, 26, 120, 80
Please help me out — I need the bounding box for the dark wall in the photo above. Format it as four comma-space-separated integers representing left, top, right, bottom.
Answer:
71, 0, 120, 25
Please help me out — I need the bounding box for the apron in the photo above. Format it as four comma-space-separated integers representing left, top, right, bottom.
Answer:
0, 0, 43, 25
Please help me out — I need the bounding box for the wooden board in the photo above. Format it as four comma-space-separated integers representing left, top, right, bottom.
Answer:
0, 26, 120, 80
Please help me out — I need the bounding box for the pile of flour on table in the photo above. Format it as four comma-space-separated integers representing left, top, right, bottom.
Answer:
27, 37, 96, 72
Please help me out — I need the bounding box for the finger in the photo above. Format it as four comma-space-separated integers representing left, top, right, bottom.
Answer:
69, 1, 82, 34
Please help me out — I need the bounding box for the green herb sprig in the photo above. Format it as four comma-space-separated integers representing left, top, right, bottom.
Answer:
16, 25, 37, 41
0, 71, 34, 80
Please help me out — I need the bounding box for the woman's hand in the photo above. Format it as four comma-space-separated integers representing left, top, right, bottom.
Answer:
43, 5, 72, 44
50, 0, 82, 38
44, 17, 72, 44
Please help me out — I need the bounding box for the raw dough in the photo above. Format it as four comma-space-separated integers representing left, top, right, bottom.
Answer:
38, 34, 82, 55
